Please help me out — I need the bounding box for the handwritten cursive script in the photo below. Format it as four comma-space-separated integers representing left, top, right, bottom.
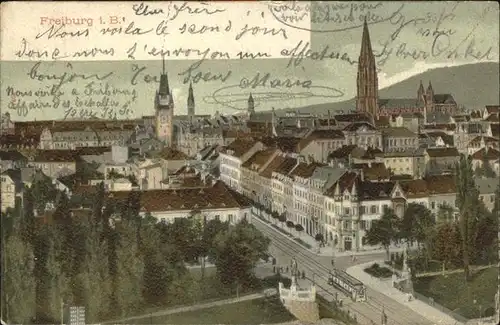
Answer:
206, 72, 344, 111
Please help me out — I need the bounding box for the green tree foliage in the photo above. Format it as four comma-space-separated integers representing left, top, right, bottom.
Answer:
454, 154, 482, 281
400, 203, 435, 244
41, 230, 72, 322
364, 207, 400, 260
2, 232, 36, 323
4, 182, 270, 323
211, 219, 270, 287
432, 222, 462, 271
114, 221, 144, 317
73, 223, 112, 322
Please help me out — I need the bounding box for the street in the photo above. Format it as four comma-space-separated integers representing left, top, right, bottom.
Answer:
252, 217, 434, 325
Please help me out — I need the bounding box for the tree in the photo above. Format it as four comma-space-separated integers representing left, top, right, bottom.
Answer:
211, 219, 270, 288
364, 207, 400, 261
41, 233, 72, 322
295, 224, 304, 236
433, 222, 461, 272
277, 213, 286, 227
2, 233, 36, 323
114, 221, 144, 317
73, 223, 112, 322
200, 219, 229, 281
455, 154, 481, 281
401, 203, 435, 267
474, 208, 498, 264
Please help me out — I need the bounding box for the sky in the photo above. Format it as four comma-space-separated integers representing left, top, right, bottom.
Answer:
1, 1, 498, 121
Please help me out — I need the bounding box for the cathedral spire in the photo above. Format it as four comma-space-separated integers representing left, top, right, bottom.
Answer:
159, 56, 170, 96
247, 93, 255, 115
187, 82, 195, 116
356, 17, 379, 116
360, 17, 374, 59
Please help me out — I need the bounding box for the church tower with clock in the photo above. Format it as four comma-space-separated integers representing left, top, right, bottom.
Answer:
155, 60, 174, 146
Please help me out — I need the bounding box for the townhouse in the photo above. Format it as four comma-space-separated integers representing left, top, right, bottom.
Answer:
1, 169, 24, 212
424, 147, 460, 175
271, 157, 300, 216
475, 177, 499, 212
470, 147, 500, 172
383, 148, 425, 177
290, 159, 325, 236
381, 127, 419, 152
240, 148, 280, 200
298, 129, 345, 163
219, 138, 264, 193
31, 150, 78, 178
0, 150, 28, 172
342, 122, 383, 149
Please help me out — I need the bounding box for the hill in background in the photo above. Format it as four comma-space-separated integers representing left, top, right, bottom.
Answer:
277, 62, 499, 116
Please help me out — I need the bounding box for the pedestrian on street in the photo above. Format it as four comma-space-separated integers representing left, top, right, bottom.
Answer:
286, 266, 289, 273
302, 271, 306, 279
273, 266, 276, 273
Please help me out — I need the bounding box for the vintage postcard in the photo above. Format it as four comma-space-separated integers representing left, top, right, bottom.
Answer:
0, 1, 499, 325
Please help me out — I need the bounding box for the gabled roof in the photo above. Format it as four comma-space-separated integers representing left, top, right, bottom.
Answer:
259, 136, 301, 153
328, 145, 359, 160
433, 94, 456, 104
0, 150, 27, 161
378, 98, 422, 109
221, 138, 258, 158
290, 162, 325, 178
343, 122, 377, 132
358, 181, 396, 200
426, 147, 459, 158
471, 147, 500, 160
324, 171, 359, 197
353, 163, 391, 181
274, 157, 298, 176
425, 132, 454, 146
34, 150, 80, 163
260, 155, 286, 179
334, 113, 372, 123
241, 148, 277, 169
106, 181, 250, 212
424, 175, 456, 194
298, 129, 345, 150
381, 127, 417, 138
485, 105, 500, 114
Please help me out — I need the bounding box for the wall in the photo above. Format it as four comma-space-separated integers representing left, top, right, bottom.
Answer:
279, 283, 319, 323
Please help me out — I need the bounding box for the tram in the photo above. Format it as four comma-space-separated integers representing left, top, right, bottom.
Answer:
327, 269, 367, 302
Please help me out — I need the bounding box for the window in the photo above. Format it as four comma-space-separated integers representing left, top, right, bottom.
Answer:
359, 206, 365, 214
360, 220, 367, 230
490, 195, 494, 202
431, 202, 435, 209
215, 215, 220, 221
370, 205, 377, 214
344, 208, 350, 215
